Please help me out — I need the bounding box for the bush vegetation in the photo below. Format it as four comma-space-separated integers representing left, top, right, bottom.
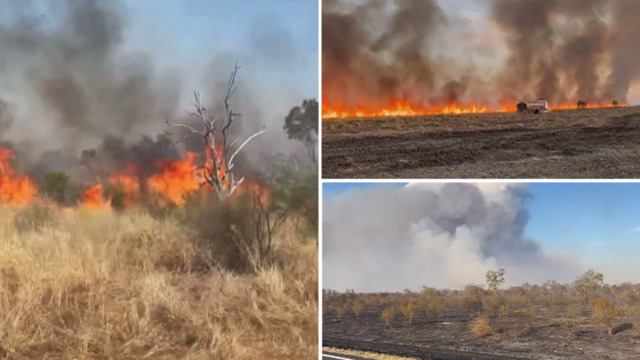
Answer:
324, 269, 638, 338
0, 178, 318, 359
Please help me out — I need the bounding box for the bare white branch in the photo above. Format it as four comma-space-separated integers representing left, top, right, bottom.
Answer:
228, 128, 267, 170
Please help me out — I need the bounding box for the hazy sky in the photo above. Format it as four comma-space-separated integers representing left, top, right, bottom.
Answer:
119, 0, 318, 104
0, 0, 318, 121
0, 0, 318, 166
323, 182, 640, 291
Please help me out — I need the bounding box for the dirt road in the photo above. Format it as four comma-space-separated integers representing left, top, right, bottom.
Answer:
322, 107, 640, 178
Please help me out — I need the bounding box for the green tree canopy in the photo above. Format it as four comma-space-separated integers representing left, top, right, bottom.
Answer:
284, 99, 318, 164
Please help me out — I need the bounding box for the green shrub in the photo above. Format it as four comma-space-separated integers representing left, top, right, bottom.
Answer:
42, 172, 70, 204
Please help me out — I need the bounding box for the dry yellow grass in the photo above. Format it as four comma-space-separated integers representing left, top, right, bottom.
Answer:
469, 314, 493, 338
0, 204, 317, 359
323, 347, 421, 360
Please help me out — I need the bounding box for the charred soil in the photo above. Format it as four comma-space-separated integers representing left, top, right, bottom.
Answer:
323, 307, 640, 360
322, 107, 640, 178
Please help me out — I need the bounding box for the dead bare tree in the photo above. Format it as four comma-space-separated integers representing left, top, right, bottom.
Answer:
229, 190, 289, 273
168, 63, 267, 199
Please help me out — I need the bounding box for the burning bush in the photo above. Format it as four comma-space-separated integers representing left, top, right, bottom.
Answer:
0, 142, 37, 206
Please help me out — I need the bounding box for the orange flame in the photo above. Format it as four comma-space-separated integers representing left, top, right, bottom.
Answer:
0, 142, 37, 206
147, 152, 200, 206
107, 165, 140, 209
205, 144, 231, 190
322, 99, 630, 119
234, 179, 272, 208
81, 183, 110, 210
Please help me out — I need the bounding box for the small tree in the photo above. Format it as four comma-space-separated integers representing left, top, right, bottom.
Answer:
577, 100, 587, 109
42, 172, 69, 204
381, 307, 395, 329
352, 300, 364, 317
612, 99, 619, 107
284, 99, 318, 164
400, 303, 416, 326
335, 304, 347, 319
486, 268, 505, 293
574, 269, 604, 301
425, 298, 445, 319
592, 298, 620, 335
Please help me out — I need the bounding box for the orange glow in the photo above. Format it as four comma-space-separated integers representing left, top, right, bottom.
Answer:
234, 179, 272, 208
147, 152, 201, 206
108, 165, 140, 208
81, 183, 110, 210
0, 141, 37, 206
205, 144, 231, 190
550, 103, 629, 111
322, 99, 630, 119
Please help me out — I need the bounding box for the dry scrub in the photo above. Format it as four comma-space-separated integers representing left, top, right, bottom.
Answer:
0, 203, 317, 359
469, 314, 493, 338
323, 271, 640, 359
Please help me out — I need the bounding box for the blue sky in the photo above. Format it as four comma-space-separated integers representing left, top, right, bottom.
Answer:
120, 0, 318, 100
527, 183, 640, 265
1, 0, 318, 106
324, 182, 640, 270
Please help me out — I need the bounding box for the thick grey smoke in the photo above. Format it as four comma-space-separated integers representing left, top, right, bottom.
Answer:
322, 0, 447, 109
0, 0, 180, 154
323, 183, 585, 292
322, 0, 640, 111
0, 0, 313, 182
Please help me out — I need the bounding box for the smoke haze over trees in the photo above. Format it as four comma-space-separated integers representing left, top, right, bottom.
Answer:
323, 183, 640, 292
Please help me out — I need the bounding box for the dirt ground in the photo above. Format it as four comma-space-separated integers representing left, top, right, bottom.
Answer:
322, 107, 640, 178
323, 307, 640, 360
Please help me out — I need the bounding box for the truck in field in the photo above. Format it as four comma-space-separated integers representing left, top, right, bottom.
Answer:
516, 98, 550, 114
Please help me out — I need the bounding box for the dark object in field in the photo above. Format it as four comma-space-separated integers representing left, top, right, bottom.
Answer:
577, 100, 587, 109
516, 98, 549, 114
612, 323, 633, 335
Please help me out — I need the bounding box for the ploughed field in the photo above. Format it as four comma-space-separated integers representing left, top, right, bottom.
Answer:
323, 305, 640, 360
322, 106, 640, 178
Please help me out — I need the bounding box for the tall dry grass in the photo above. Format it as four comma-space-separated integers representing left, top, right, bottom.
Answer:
0, 203, 317, 359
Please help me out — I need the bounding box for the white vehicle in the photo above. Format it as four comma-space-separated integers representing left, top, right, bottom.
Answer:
516, 98, 550, 114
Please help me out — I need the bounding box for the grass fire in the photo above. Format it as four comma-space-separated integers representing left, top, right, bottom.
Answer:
0, 1, 318, 358
322, 0, 640, 179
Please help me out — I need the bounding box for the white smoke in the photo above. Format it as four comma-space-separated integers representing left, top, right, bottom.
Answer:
323, 183, 587, 292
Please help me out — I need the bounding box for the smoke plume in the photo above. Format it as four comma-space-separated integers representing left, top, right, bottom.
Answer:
0, 0, 314, 183
322, 0, 640, 113
323, 183, 586, 292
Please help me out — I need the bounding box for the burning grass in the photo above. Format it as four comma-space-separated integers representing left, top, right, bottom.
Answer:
0, 142, 37, 206
322, 99, 629, 120
0, 203, 317, 359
